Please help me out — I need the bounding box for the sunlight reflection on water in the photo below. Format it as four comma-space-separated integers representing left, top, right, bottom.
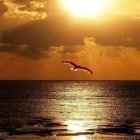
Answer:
71, 135, 87, 140
39, 81, 108, 129
65, 120, 86, 132
0, 81, 140, 139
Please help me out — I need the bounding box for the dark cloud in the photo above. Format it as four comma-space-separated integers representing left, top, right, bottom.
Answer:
92, 14, 140, 48
0, 0, 140, 59
21, 46, 47, 59
13, 0, 45, 4
19, 5, 45, 12
0, 1, 8, 16
0, 43, 28, 56
0, 41, 46, 59
1, 18, 84, 58
2, 15, 140, 45
13, 0, 31, 4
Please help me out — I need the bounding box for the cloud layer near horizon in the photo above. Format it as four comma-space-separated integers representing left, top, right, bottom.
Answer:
0, 38, 140, 80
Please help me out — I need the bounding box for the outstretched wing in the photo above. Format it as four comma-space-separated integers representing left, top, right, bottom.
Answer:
79, 66, 93, 74
62, 60, 77, 67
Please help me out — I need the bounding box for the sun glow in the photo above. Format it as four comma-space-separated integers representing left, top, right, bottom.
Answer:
61, 0, 110, 17
66, 120, 86, 132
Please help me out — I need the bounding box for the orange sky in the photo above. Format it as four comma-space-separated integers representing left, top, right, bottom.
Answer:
0, 0, 140, 80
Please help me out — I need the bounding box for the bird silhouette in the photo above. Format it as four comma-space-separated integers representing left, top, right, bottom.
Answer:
62, 60, 93, 74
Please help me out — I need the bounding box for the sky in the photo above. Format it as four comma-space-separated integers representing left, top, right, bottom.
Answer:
0, 0, 140, 80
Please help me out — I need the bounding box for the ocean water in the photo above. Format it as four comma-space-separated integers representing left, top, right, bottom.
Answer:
0, 80, 140, 140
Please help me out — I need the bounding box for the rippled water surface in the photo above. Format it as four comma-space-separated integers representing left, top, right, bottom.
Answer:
0, 80, 140, 140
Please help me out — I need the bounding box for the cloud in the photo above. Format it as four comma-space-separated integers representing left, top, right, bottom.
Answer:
0, 1, 8, 16
1, 11, 140, 58
0, 34, 46, 58
2, 0, 47, 20
0, 37, 139, 80
0, 43, 28, 56
47, 37, 122, 59
0, 0, 140, 60
44, 37, 140, 80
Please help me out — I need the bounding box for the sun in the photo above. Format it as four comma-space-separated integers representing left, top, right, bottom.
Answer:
61, 0, 110, 17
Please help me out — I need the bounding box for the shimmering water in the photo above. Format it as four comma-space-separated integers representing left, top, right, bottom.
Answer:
0, 80, 140, 140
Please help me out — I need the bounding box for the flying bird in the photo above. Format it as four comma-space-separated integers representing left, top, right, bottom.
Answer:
62, 60, 93, 74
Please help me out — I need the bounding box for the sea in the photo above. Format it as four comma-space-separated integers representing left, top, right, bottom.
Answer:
0, 80, 140, 140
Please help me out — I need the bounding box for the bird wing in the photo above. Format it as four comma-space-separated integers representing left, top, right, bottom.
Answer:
62, 61, 77, 67
62, 61, 93, 74
78, 66, 93, 74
